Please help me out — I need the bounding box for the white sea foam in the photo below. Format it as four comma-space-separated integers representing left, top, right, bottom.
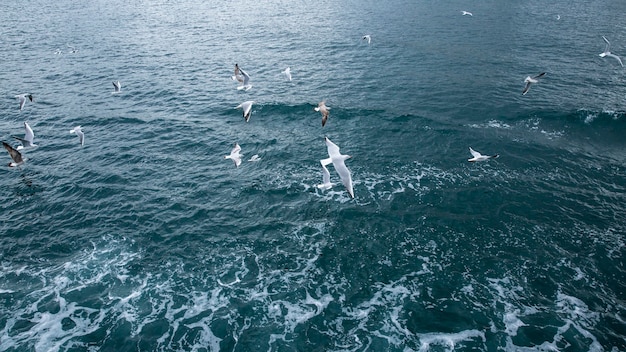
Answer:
0, 217, 616, 351
468, 120, 512, 130
486, 276, 610, 351
417, 330, 485, 351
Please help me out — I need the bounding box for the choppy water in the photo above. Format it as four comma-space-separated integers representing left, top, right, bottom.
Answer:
1, 0, 625, 351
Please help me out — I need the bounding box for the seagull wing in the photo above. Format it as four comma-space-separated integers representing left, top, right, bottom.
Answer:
607, 53, 624, 67
333, 159, 354, 198
522, 81, 532, 95
71, 126, 85, 146
24, 122, 34, 143
17, 95, 25, 110
3, 142, 23, 164
469, 147, 482, 158
239, 68, 250, 85
325, 137, 341, 158
533, 72, 546, 79
318, 161, 332, 189
243, 103, 252, 122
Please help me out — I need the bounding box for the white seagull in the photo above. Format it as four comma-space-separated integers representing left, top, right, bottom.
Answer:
599, 36, 624, 67
70, 126, 84, 146
67, 45, 78, 53
13, 122, 36, 150
461, 11, 473, 16
248, 154, 261, 162
112, 81, 121, 93
235, 100, 255, 122
15, 93, 33, 111
282, 67, 292, 81
315, 101, 331, 127
522, 72, 546, 95
233, 64, 252, 91
320, 137, 354, 198
362, 35, 371, 44
3, 142, 24, 167
224, 143, 242, 167
468, 147, 498, 162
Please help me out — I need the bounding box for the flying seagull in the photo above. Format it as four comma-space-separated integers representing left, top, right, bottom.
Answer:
320, 137, 354, 198
224, 143, 242, 167
248, 154, 261, 162
522, 72, 546, 95
315, 101, 331, 127
468, 147, 498, 162
2, 142, 24, 167
70, 126, 84, 146
235, 100, 255, 122
112, 81, 121, 93
232, 64, 252, 91
599, 36, 624, 67
362, 35, 371, 44
282, 67, 292, 81
67, 45, 78, 53
461, 11, 473, 16
13, 122, 36, 150
15, 94, 33, 111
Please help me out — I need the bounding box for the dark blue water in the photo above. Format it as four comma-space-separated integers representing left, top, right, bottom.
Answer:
1, 0, 625, 351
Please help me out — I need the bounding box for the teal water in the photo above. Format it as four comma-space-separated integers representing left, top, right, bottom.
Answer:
1, 0, 625, 351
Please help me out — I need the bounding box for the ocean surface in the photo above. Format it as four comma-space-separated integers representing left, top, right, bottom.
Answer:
1, 0, 625, 351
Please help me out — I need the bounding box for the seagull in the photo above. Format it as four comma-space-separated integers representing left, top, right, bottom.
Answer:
522, 72, 546, 95
315, 101, 331, 127
362, 35, 371, 44
282, 67, 292, 81
321, 137, 354, 198
13, 122, 36, 150
461, 11, 473, 16
2, 142, 24, 167
70, 126, 84, 146
112, 81, 121, 93
224, 143, 242, 167
468, 147, 498, 162
248, 154, 261, 162
599, 36, 624, 67
54, 49, 62, 55
67, 45, 77, 53
15, 94, 33, 111
233, 64, 252, 91
235, 100, 255, 122
556, 15, 560, 20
